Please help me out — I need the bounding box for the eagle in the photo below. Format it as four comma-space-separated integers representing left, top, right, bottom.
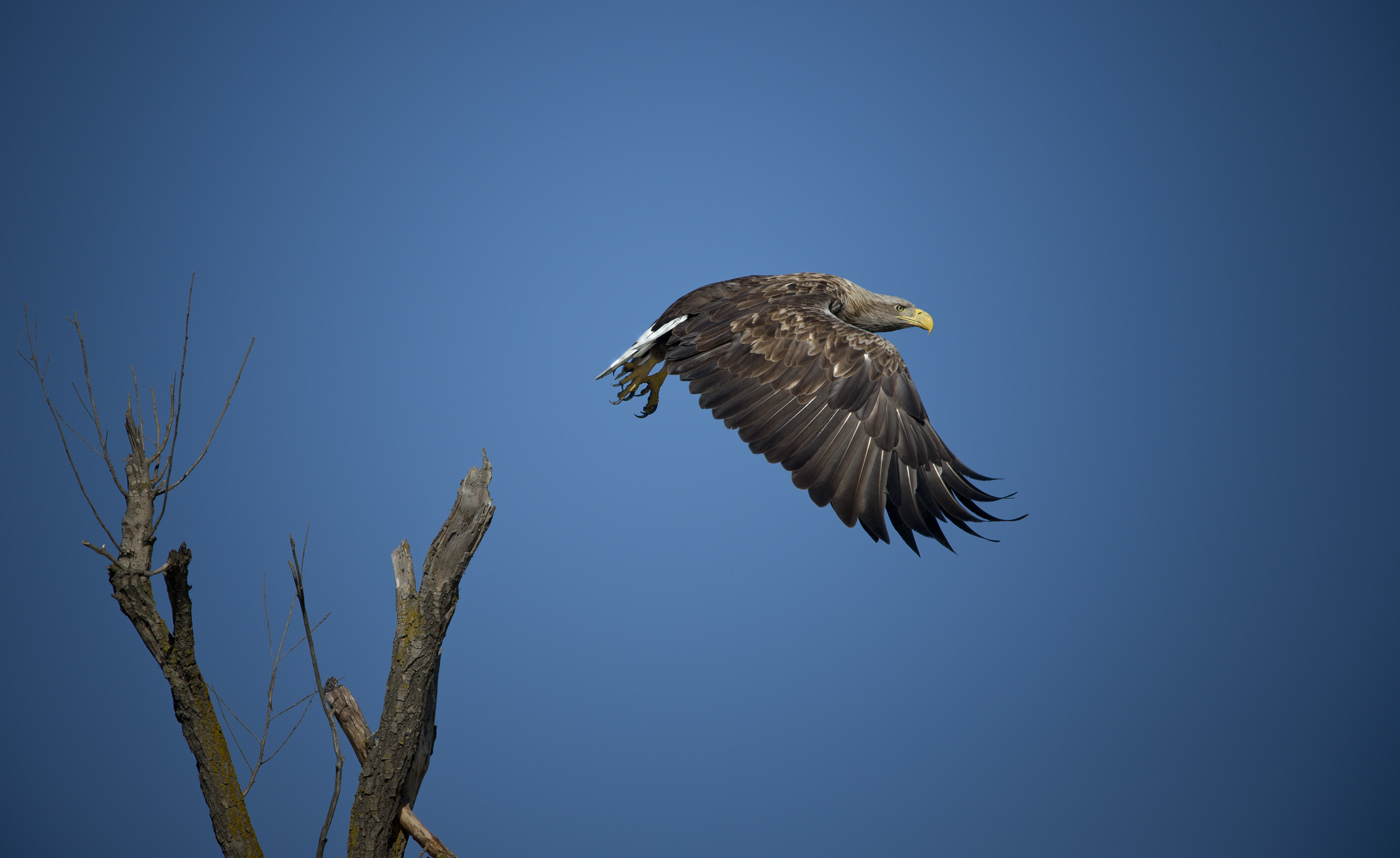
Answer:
597, 273, 1018, 555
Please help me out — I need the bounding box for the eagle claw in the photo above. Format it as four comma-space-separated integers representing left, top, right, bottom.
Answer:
609, 354, 667, 418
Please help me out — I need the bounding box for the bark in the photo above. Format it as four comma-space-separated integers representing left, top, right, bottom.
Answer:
106, 408, 262, 858
327, 681, 456, 858
344, 452, 494, 858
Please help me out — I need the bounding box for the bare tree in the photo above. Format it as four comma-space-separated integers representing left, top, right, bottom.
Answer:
22, 281, 494, 858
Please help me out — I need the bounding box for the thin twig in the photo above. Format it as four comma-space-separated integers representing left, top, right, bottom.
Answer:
153, 278, 191, 529
69, 313, 125, 495
167, 275, 195, 459
154, 280, 196, 518
130, 365, 147, 448
279, 612, 330, 660
20, 306, 119, 547
211, 686, 256, 776
273, 688, 319, 720
156, 374, 176, 461
206, 576, 319, 799
215, 687, 261, 747
262, 693, 316, 764
68, 379, 98, 427
151, 275, 191, 531
81, 541, 117, 563
290, 529, 343, 858
59, 386, 109, 459
150, 384, 162, 454
157, 336, 254, 500
264, 578, 274, 658
242, 590, 300, 798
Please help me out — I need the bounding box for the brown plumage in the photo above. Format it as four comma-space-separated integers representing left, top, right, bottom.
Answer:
597, 273, 1019, 555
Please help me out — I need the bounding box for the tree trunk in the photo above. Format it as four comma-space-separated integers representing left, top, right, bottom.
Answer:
106, 410, 263, 858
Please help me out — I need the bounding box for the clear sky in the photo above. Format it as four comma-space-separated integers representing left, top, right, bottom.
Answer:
4, 1, 1398, 855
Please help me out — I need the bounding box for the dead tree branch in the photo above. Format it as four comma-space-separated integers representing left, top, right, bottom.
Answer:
209, 587, 318, 799
23, 287, 263, 858
289, 532, 345, 858
336, 451, 494, 858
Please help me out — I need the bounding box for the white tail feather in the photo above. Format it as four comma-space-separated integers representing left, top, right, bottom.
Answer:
595, 315, 689, 378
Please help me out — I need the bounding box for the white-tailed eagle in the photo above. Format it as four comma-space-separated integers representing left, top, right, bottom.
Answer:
597, 273, 1019, 555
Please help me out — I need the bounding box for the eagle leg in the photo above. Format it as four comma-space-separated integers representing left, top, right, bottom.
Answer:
610, 353, 668, 417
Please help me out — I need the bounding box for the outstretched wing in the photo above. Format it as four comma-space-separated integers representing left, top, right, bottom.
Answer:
663, 289, 1014, 554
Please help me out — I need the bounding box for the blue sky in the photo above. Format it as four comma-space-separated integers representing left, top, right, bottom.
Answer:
4, 1, 1398, 855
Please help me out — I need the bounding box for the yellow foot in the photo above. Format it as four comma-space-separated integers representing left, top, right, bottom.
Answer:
610, 354, 668, 417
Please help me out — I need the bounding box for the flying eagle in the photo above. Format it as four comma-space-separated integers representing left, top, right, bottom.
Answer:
597, 273, 1018, 555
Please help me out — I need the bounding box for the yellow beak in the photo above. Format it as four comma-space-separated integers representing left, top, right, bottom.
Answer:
902, 307, 934, 333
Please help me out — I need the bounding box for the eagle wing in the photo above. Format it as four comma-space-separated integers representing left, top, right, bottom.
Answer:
663, 288, 1013, 554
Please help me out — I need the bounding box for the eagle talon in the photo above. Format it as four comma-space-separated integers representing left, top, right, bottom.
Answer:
635, 390, 660, 417
609, 356, 667, 416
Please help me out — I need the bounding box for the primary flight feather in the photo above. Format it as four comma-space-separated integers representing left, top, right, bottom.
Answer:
598, 273, 1019, 555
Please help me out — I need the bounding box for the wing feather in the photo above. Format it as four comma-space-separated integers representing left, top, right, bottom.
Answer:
855, 446, 890, 543
885, 460, 931, 553
814, 430, 870, 518
774, 406, 843, 472
715, 382, 787, 427
792, 412, 859, 495
740, 395, 812, 449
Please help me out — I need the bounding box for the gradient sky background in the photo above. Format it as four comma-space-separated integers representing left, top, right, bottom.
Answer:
4, 2, 1398, 856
